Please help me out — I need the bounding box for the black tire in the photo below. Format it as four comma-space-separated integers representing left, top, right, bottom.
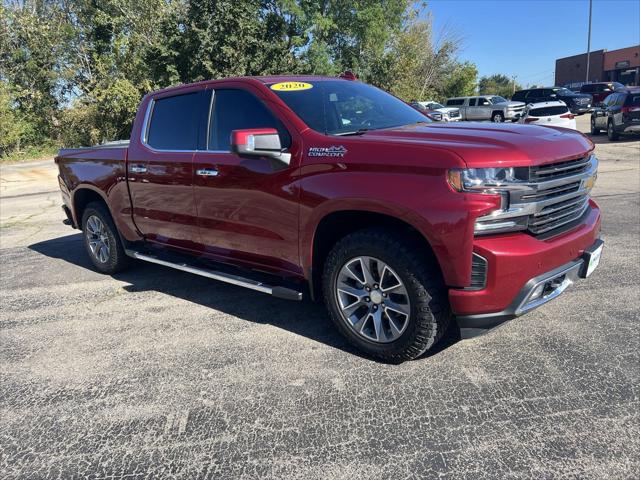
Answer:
607, 120, 619, 141
322, 229, 452, 363
590, 117, 600, 135
81, 201, 130, 274
491, 111, 505, 123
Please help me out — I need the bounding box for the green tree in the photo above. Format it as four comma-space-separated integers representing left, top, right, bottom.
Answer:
441, 61, 478, 100
478, 74, 522, 98
0, 81, 28, 155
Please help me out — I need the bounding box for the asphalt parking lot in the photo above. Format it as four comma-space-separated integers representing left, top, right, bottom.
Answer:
1, 116, 639, 479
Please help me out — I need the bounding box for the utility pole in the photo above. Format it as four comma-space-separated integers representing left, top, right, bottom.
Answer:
512, 75, 517, 94
585, 0, 593, 83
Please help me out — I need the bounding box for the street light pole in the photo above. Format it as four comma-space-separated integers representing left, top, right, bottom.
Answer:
585, 0, 593, 83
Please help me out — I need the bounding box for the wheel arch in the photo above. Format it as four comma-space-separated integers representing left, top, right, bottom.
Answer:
307, 209, 443, 301
72, 186, 110, 227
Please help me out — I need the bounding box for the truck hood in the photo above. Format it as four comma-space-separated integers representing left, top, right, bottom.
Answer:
500, 101, 525, 108
435, 107, 460, 114
361, 122, 593, 168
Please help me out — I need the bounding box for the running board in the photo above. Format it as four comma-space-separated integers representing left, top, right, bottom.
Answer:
125, 249, 303, 301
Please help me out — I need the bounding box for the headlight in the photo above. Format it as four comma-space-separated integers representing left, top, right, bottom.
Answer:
429, 112, 443, 121
447, 167, 530, 235
447, 167, 527, 193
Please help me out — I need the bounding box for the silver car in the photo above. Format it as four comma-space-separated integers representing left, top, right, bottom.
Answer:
445, 95, 525, 122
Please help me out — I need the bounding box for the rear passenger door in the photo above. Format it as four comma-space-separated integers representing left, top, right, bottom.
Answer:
127, 87, 206, 250
191, 86, 302, 275
466, 98, 478, 119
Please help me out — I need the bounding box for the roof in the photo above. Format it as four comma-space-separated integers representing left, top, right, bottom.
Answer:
525, 101, 569, 108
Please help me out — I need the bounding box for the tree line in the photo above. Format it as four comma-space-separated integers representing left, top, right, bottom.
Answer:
1, 0, 483, 157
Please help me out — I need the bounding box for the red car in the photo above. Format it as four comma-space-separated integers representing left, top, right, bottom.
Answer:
55, 76, 603, 362
580, 82, 626, 105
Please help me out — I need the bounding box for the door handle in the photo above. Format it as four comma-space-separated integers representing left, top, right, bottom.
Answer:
130, 165, 147, 174
196, 168, 219, 177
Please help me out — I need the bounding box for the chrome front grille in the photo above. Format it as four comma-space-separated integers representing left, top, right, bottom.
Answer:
474, 154, 597, 238
528, 195, 590, 235
529, 156, 591, 181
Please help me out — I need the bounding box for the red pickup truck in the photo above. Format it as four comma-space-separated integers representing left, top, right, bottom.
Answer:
55, 75, 603, 362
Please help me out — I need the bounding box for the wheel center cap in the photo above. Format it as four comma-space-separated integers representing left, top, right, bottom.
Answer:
370, 290, 383, 304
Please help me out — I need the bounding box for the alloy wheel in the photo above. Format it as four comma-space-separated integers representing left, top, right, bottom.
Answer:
335, 256, 411, 343
85, 215, 111, 264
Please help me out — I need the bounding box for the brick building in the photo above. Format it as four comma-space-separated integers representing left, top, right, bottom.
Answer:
555, 45, 639, 88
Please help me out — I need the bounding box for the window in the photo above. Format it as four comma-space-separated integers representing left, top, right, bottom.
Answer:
581, 84, 594, 93
146, 92, 201, 150
490, 96, 508, 104
478, 98, 491, 106
468, 98, 477, 106
625, 94, 640, 106
446, 99, 465, 106
271, 80, 428, 135
209, 89, 290, 151
529, 105, 569, 117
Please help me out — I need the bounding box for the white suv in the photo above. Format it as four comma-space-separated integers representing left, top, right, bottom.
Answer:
518, 101, 577, 129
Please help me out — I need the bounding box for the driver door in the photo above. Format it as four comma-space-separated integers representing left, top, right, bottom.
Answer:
192, 86, 302, 275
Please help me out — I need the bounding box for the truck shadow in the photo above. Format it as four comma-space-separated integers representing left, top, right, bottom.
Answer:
29, 233, 461, 363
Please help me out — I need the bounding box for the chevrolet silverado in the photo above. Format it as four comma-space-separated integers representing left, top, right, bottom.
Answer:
55, 75, 603, 362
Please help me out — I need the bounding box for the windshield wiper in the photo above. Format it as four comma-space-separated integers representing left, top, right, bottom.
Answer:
334, 128, 370, 136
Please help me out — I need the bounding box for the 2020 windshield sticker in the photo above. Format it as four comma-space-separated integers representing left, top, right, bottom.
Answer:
270, 82, 313, 91
308, 146, 347, 158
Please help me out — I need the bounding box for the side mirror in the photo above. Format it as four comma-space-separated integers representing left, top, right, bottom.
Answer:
230, 128, 291, 165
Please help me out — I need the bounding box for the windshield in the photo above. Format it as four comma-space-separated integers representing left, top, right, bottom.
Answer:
553, 88, 573, 95
270, 80, 429, 135
490, 96, 508, 104
427, 102, 445, 109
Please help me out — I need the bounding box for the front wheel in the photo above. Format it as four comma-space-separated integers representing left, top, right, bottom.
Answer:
607, 121, 619, 141
491, 112, 505, 123
81, 201, 130, 274
322, 229, 452, 362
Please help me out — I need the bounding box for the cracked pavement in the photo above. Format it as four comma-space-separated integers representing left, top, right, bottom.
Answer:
1, 117, 639, 479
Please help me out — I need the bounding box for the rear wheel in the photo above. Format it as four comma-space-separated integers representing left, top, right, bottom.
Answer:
607, 120, 619, 141
81, 202, 130, 274
590, 117, 600, 135
491, 111, 505, 123
322, 229, 452, 363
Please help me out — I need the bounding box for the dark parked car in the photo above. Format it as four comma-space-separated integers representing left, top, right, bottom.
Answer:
512, 87, 592, 115
580, 82, 626, 105
591, 88, 640, 140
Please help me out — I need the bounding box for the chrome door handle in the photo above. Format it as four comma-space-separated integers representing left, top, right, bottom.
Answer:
130, 165, 147, 174
196, 168, 219, 177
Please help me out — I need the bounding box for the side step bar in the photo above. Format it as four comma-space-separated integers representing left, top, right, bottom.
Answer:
125, 249, 303, 301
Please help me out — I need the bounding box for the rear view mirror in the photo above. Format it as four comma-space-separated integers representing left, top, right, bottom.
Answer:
231, 128, 290, 165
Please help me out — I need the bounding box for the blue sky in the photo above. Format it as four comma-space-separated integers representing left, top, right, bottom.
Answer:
426, 0, 640, 87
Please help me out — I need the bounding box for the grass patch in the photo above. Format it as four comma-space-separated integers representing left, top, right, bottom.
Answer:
1, 144, 58, 164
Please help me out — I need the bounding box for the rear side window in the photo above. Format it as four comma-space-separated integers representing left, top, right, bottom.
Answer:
625, 94, 640, 106
146, 92, 200, 150
446, 99, 464, 106
529, 105, 569, 116
468, 98, 477, 106
209, 89, 290, 151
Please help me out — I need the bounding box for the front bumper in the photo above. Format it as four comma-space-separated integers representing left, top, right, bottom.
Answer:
450, 201, 601, 330
570, 105, 591, 114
